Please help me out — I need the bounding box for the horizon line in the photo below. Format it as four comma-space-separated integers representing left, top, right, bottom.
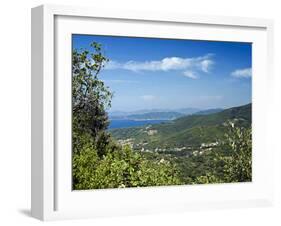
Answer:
108, 102, 252, 113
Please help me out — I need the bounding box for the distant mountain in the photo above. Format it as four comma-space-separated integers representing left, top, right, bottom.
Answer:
193, 108, 223, 115
173, 108, 201, 115
110, 103, 252, 150
109, 108, 201, 120
109, 106, 241, 121
110, 111, 184, 120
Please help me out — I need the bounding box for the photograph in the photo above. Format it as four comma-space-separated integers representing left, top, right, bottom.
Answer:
72, 34, 252, 190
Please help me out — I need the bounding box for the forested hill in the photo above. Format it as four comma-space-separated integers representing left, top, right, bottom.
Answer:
170, 103, 251, 130
110, 103, 252, 149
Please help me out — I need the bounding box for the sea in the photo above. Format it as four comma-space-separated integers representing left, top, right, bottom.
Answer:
108, 119, 168, 129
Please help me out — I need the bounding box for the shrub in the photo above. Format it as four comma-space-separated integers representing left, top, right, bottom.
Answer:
73, 144, 182, 190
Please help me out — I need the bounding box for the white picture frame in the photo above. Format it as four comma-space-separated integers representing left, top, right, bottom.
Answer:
31, 4, 274, 221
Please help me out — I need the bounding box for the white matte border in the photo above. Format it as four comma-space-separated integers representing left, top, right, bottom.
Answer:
31, 4, 274, 221
55, 15, 271, 212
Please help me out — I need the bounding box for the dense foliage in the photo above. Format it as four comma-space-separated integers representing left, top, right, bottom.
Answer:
73, 144, 181, 189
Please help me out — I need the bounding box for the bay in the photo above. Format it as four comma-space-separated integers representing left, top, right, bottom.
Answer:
108, 119, 168, 129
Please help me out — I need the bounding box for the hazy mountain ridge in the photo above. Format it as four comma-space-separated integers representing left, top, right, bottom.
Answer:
110, 111, 184, 120
109, 107, 200, 117
109, 107, 222, 120
193, 108, 223, 115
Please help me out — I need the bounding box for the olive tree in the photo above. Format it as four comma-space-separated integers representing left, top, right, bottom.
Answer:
72, 42, 112, 156
195, 122, 252, 184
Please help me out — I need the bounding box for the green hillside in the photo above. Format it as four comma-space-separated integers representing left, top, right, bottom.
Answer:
110, 103, 251, 150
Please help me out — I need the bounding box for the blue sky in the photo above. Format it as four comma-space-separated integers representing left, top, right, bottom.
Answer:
73, 34, 252, 111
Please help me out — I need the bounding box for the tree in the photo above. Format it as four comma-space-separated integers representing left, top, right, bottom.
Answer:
194, 122, 252, 184
72, 42, 112, 156
221, 122, 252, 182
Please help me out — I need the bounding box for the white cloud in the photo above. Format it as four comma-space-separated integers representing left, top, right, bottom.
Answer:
231, 68, 252, 78
105, 54, 214, 77
201, 59, 214, 73
183, 71, 198, 79
140, 95, 157, 101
